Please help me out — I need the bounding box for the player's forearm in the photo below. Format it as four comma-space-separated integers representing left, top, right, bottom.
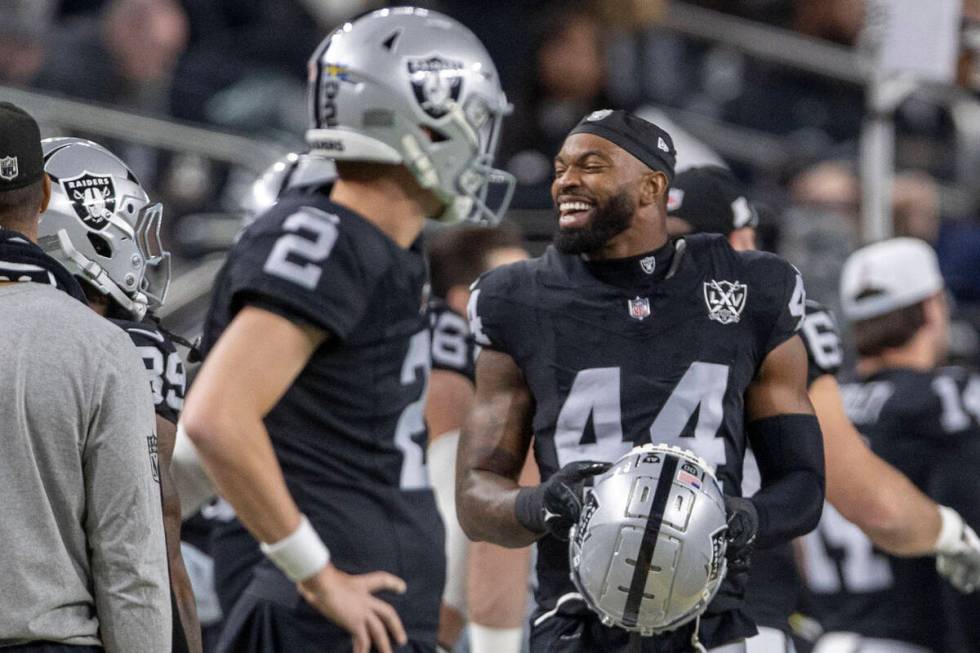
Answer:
748, 414, 826, 547
182, 407, 303, 545
172, 423, 217, 519
828, 446, 941, 556
156, 416, 203, 653
457, 469, 540, 548
812, 374, 943, 556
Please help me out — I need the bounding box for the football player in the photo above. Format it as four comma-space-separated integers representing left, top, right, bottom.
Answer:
804, 239, 980, 653
38, 137, 201, 653
180, 8, 514, 653
425, 223, 532, 653
458, 109, 825, 652
666, 166, 980, 653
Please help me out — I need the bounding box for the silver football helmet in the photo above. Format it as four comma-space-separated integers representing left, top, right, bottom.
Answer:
305, 7, 515, 224
38, 138, 171, 320
569, 444, 729, 637
240, 151, 337, 224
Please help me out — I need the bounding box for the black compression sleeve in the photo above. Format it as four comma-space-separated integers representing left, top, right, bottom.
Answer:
747, 414, 825, 548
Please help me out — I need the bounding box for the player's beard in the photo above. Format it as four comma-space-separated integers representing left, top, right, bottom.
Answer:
553, 191, 636, 256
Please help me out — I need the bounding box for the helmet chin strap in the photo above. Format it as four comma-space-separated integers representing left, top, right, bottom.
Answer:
690, 614, 707, 653
56, 229, 147, 320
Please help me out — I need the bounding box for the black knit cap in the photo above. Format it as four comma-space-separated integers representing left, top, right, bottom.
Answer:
667, 165, 759, 235
569, 109, 677, 181
0, 102, 44, 191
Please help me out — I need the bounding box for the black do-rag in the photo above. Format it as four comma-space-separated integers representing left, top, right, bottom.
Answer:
0, 102, 43, 191
568, 109, 677, 181
667, 165, 759, 235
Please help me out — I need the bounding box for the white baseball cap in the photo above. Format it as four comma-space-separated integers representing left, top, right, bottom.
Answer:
840, 238, 944, 321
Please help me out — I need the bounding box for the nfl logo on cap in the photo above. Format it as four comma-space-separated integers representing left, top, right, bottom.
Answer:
0, 156, 18, 181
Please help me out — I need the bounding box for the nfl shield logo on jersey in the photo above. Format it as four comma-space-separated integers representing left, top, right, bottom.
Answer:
704, 280, 747, 324
628, 296, 651, 321
0, 156, 18, 181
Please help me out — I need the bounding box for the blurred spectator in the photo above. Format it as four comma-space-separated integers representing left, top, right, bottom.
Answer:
497, 2, 615, 209
30, 0, 189, 186
171, 0, 381, 134
792, 0, 864, 46
0, 0, 57, 86
34, 0, 188, 107
779, 161, 944, 314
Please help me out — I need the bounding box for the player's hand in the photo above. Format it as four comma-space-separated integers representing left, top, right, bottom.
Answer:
297, 564, 408, 653
723, 496, 758, 571
515, 460, 612, 540
935, 507, 980, 593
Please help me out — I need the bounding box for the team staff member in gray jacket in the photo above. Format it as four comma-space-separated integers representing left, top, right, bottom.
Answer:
0, 102, 171, 652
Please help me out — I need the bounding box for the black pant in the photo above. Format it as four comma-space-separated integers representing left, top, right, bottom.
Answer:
216, 565, 436, 653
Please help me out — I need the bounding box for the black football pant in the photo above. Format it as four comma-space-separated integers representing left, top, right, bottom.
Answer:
216, 565, 436, 653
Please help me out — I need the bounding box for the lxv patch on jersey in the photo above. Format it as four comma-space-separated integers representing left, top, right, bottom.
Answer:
704, 279, 747, 325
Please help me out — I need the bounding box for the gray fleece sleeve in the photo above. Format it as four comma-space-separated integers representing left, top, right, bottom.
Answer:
84, 330, 172, 653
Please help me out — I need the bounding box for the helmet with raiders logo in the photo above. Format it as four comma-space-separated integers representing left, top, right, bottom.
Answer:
305, 7, 514, 224
569, 443, 729, 637
38, 138, 170, 320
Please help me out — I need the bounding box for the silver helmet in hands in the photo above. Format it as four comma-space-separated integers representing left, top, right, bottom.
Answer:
305, 7, 514, 224
39, 137, 170, 319
569, 443, 729, 636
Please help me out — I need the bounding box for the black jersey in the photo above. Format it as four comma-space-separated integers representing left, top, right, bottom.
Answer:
744, 299, 843, 632
112, 318, 186, 424
468, 234, 806, 644
428, 296, 475, 383
803, 366, 980, 651
200, 191, 444, 638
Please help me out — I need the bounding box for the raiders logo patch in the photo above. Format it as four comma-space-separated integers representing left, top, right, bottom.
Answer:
407, 56, 464, 119
61, 172, 115, 230
146, 433, 160, 483
704, 280, 747, 325
708, 526, 727, 581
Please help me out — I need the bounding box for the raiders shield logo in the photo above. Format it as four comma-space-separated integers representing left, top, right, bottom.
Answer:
0, 156, 18, 181
61, 172, 115, 230
146, 433, 160, 483
407, 56, 464, 119
704, 280, 747, 325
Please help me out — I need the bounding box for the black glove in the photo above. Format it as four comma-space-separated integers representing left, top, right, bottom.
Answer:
724, 495, 759, 571
515, 460, 612, 540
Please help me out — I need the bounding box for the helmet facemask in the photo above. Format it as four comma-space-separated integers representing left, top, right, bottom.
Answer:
135, 201, 171, 310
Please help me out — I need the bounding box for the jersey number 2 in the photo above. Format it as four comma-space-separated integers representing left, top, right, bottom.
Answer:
554, 362, 729, 468
394, 329, 432, 490
263, 208, 339, 290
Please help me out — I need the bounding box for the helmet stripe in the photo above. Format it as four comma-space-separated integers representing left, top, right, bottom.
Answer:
622, 454, 679, 627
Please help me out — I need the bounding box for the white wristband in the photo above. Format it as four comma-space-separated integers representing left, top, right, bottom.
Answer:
935, 505, 965, 555
260, 515, 330, 581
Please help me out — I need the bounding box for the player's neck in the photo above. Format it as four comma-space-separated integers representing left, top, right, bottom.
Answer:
330, 177, 428, 248
586, 216, 668, 261
0, 222, 37, 242
857, 338, 937, 376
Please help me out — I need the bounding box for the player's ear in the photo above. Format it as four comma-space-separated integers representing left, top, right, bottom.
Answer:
639, 171, 668, 207
39, 174, 52, 214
